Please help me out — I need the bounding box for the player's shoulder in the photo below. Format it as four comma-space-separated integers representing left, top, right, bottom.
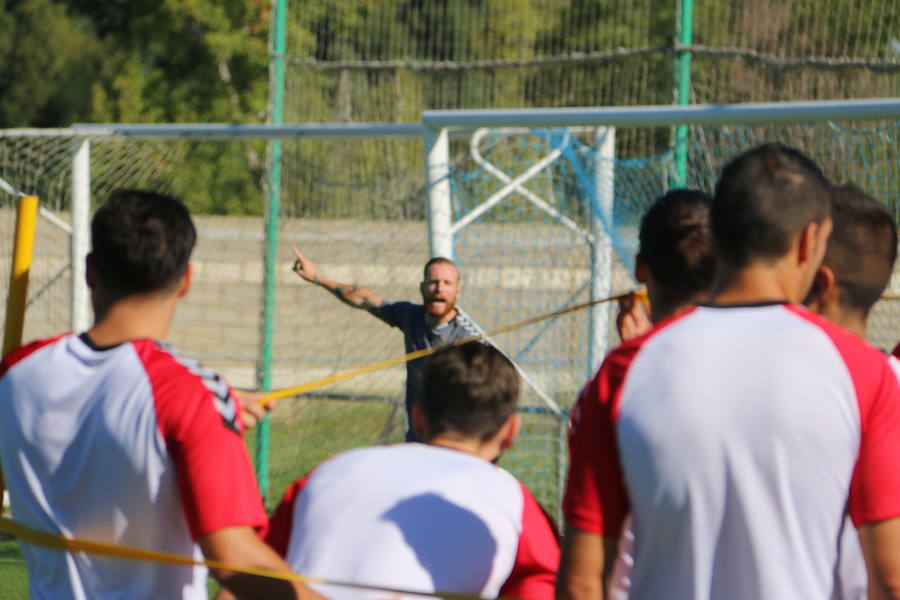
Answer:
0, 333, 71, 378
888, 355, 900, 383
135, 340, 228, 389
378, 300, 422, 325
133, 340, 238, 431
602, 308, 698, 378
783, 304, 887, 362
381, 300, 420, 312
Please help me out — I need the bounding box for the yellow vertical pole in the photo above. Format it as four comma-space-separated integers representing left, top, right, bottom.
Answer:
3, 195, 39, 357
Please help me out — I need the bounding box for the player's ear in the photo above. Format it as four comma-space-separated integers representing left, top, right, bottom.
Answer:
499, 413, 521, 450
411, 402, 428, 440
176, 263, 193, 298
797, 219, 829, 266
85, 253, 96, 289
635, 253, 650, 285
805, 265, 836, 310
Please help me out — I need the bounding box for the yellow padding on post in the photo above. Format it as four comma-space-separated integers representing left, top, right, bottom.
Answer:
0, 516, 493, 600
3, 195, 39, 357
261, 289, 636, 405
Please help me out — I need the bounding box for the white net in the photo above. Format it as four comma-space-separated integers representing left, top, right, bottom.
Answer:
3, 115, 900, 520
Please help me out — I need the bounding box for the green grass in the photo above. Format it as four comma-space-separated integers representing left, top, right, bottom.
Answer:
0, 537, 28, 598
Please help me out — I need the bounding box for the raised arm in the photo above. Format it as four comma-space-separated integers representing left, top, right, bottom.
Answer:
291, 247, 388, 323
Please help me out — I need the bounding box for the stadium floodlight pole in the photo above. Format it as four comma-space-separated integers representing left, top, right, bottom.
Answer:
672, 0, 695, 188
424, 126, 454, 259
589, 127, 616, 376
71, 139, 91, 334
256, 0, 288, 501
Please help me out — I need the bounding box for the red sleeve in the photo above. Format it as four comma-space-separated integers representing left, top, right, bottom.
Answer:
848, 354, 900, 525
138, 341, 267, 539
561, 343, 637, 538
787, 307, 900, 526
262, 474, 312, 556
500, 484, 560, 600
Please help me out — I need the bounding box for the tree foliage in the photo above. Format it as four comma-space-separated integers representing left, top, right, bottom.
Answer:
1, 0, 896, 216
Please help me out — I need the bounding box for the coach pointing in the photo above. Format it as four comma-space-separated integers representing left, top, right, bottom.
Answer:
291, 247, 480, 441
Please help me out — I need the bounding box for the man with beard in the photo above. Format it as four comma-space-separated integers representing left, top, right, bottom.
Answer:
290, 248, 479, 441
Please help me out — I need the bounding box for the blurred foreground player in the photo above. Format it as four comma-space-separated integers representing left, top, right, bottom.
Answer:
0, 190, 319, 600
561, 143, 900, 599
290, 248, 479, 441
804, 183, 900, 599
260, 343, 559, 600
558, 189, 716, 600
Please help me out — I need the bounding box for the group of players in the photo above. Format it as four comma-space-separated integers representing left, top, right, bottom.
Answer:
0, 141, 899, 600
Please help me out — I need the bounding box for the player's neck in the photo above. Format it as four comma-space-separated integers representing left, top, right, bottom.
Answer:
649, 289, 708, 324
426, 308, 457, 328
429, 435, 501, 463
819, 303, 868, 340
711, 260, 804, 306
88, 293, 178, 346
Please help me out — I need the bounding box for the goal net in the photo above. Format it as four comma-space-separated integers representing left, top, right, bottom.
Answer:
3, 107, 900, 520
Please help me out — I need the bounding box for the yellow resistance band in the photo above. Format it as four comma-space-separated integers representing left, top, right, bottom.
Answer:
260, 288, 646, 405
0, 516, 493, 600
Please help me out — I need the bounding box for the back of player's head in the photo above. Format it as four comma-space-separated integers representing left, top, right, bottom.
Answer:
90, 189, 196, 296
420, 343, 519, 442
638, 189, 715, 300
822, 183, 897, 315
712, 143, 831, 269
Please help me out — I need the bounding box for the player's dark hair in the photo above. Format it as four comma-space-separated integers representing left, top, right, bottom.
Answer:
638, 189, 715, 302
713, 143, 831, 269
90, 189, 196, 296
423, 256, 458, 280
420, 343, 519, 442
822, 183, 897, 316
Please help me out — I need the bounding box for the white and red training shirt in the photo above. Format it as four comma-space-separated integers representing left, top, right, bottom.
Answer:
565, 303, 900, 599
264, 443, 559, 600
0, 333, 266, 599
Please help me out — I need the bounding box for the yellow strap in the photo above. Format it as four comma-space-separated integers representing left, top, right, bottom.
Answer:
261, 289, 637, 405
0, 516, 490, 600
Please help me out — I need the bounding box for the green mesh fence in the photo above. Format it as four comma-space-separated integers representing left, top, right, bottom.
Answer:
282, 0, 899, 202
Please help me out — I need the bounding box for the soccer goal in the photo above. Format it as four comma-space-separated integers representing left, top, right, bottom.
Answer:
3, 98, 900, 520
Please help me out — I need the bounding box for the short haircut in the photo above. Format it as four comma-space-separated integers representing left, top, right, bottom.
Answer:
422, 256, 459, 280
713, 143, 831, 269
639, 189, 715, 301
90, 189, 197, 296
824, 183, 897, 315
420, 343, 519, 441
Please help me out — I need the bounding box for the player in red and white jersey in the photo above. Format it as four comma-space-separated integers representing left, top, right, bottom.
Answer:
803, 183, 900, 599
560, 144, 900, 600
256, 344, 559, 600
558, 189, 716, 600
0, 190, 319, 600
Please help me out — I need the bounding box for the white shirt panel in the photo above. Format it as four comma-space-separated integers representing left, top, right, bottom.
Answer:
286, 444, 524, 600
618, 306, 860, 600
0, 336, 206, 599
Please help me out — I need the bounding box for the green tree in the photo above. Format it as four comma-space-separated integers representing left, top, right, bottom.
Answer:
0, 0, 99, 127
